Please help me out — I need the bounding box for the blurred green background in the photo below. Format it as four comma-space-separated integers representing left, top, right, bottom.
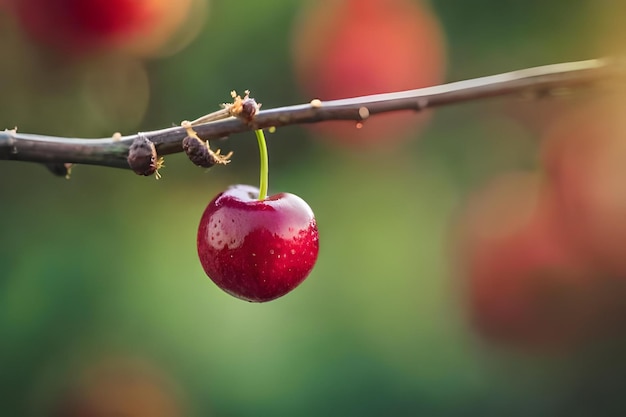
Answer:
1, 1, 626, 416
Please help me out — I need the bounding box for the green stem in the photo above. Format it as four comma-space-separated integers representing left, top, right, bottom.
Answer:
255, 129, 268, 201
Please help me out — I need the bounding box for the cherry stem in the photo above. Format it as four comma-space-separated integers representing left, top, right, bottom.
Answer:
255, 129, 269, 201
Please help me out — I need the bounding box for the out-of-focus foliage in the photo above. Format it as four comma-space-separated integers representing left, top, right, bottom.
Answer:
1, 1, 626, 416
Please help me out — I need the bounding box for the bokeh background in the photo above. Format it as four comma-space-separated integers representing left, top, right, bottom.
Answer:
1, 1, 626, 416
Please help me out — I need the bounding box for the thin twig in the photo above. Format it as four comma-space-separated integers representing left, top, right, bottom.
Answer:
1, 57, 625, 172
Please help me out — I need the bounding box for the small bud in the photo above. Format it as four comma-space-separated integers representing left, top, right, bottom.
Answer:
127, 135, 164, 179
225, 90, 261, 123
45, 162, 73, 179
240, 96, 260, 122
310, 99, 322, 108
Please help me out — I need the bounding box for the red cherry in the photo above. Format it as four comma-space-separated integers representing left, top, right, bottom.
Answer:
291, 0, 446, 147
11, 0, 196, 57
50, 356, 185, 417
453, 172, 601, 352
197, 185, 319, 302
541, 99, 626, 277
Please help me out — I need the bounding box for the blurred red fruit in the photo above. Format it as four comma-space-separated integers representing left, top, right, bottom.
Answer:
542, 99, 626, 277
291, 0, 446, 147
12, 0, 196, 57
453, 172, 603, 351
52, 356, 186, 417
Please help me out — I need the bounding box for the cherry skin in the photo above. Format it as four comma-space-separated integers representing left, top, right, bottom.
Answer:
197, 185, 319, 302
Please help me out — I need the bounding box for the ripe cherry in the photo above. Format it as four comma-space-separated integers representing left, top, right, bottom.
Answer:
49, 356, 185, 417
291, 0, 446, 146
541, 99, 626, 277
452, 172, 602, 352
196, 129, 319, 302
11, 0, 196, 57
197, 185, 319, 302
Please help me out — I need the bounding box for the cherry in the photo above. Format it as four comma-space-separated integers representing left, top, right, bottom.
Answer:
541, 99, 626, 277
197, 185, 319, 302
452, 172, 602, 352
11, 0, 196, 57
196, 129, 319, 302
50, 356, 185, 417
291, 0, 446, 147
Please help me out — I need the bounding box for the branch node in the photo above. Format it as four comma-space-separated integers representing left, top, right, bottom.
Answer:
4, 127, 18, 153
45, 162, 73, 179
310, 99, 323, 108
223, 90, 261, 123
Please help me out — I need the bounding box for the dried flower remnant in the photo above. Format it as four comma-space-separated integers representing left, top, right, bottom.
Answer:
224, 90, 261, 123
180, 121, 232, 168
127, 134, 164, 179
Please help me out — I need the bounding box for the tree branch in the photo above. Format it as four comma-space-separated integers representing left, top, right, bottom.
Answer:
2, 57, 625, 172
